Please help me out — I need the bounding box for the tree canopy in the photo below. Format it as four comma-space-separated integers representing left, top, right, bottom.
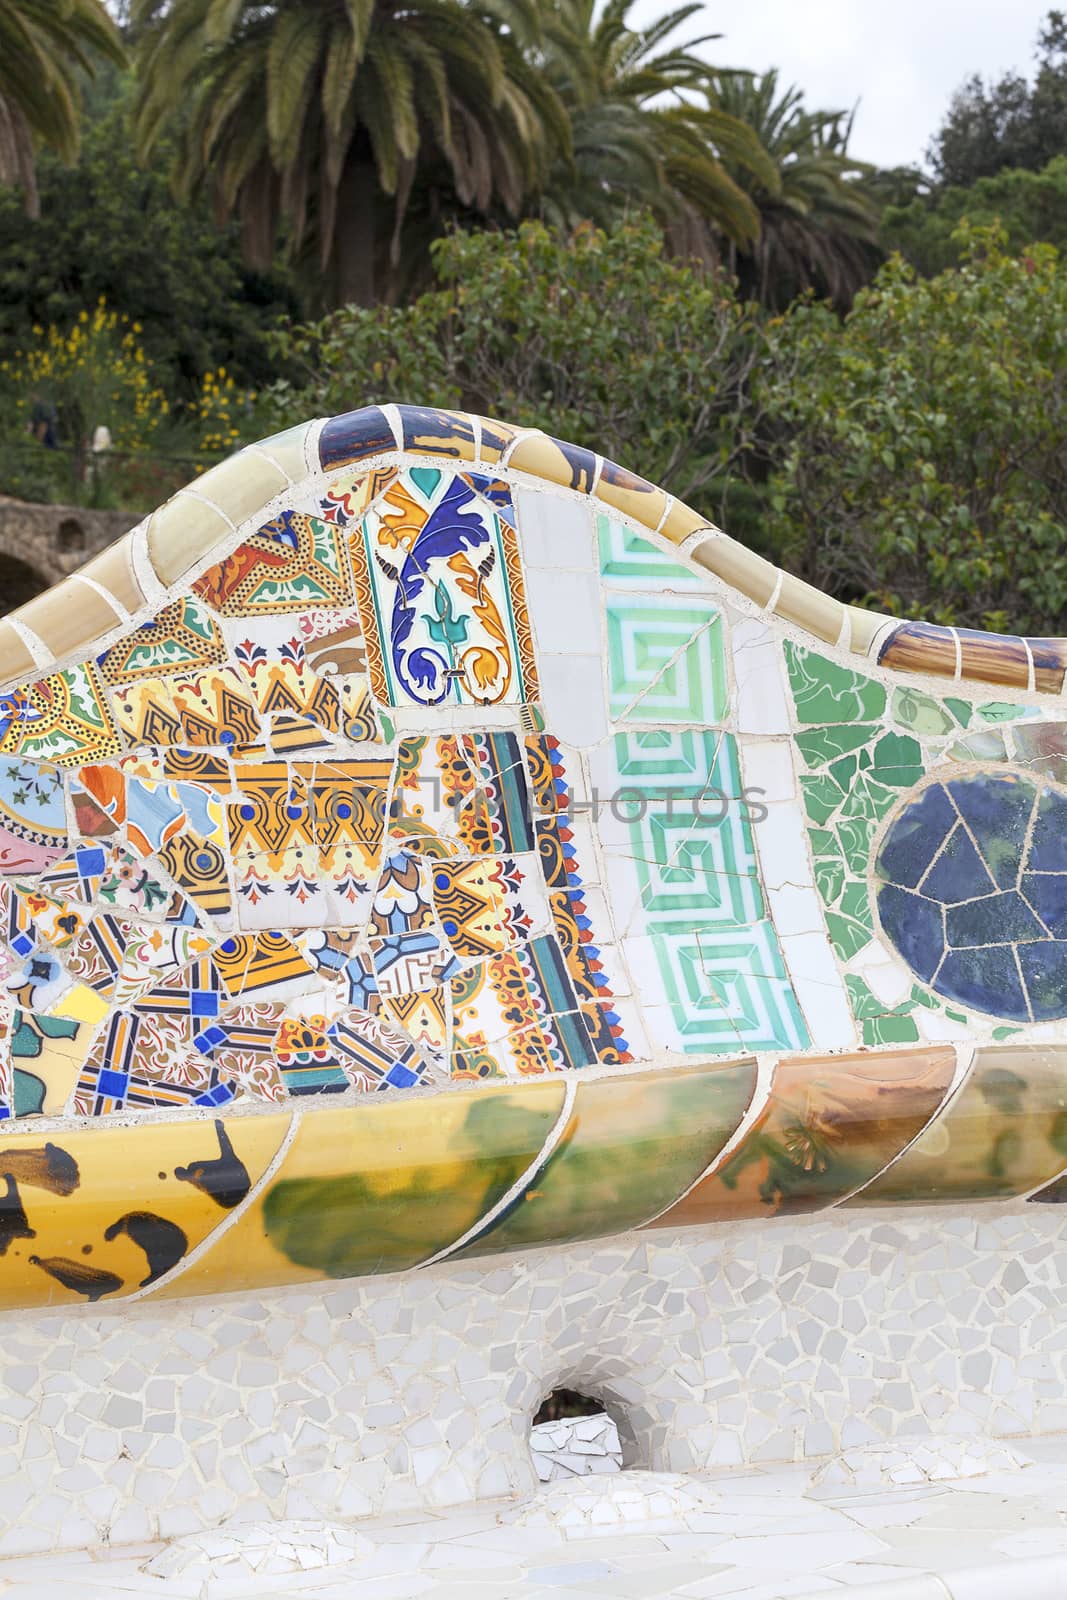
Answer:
927, 9, 1067, 186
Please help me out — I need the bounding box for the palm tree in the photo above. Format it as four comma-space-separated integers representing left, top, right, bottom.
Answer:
132, 0, 569, 307
703, 69, 882, 307
535, 0, 776, 257
0, 0, 126, 216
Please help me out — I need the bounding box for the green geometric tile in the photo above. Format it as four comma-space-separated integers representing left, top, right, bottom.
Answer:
650, 923, 809, 1053
613, 727, 722, 781
597, 513, 706, 588
606, 594, 727, 725
636, 807, 764, 925
610, 726, 807, 1052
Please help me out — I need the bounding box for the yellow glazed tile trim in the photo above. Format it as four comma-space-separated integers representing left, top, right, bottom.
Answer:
183, 448, 289, 529
146, 493, 234, 587
688, 530, 779, 608
0, 619, 41, 684
773, 571, 846, 646
14, 580, 123, 662
507, 431, 600, 496
76, 537, 146, 617
250, 423, 314, 483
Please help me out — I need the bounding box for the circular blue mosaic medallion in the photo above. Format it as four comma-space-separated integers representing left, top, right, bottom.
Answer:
875, 771, 1067, 1021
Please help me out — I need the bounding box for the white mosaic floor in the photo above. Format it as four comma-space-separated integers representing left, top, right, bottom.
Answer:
5, 1435, 1067, 1600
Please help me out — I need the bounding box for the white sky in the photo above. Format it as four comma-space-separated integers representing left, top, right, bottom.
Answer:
632, 0, 1056, 169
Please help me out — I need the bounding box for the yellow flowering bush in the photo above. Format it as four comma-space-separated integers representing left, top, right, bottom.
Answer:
0, 300, 169, 454
191, 366, 256, 456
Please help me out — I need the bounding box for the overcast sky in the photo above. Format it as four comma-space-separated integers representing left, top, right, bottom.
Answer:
631, 1, 1056, 170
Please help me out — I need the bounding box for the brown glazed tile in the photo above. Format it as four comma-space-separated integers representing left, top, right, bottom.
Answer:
848, 1046, 1067, 1206
657, 499, 712, 546
648, 1047, 956, 1227
955, 627, 1030, 690
477, 413, 526, 464
877, 620, 959, 679
318, 407, 397, 470
1028, 637, 1067, 694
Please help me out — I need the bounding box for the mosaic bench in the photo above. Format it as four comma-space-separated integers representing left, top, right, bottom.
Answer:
0, 402, 1064, 1313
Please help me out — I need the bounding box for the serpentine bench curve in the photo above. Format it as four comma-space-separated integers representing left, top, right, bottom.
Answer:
0, 401, 1063, 1312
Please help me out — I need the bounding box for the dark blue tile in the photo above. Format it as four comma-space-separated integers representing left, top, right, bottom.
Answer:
921, 824, 995, 904
876, 783, 955, 889
1021, 873, 1067, 940
876, 884, 944, 981
947, 774, 1036, 888
946, 890, 1046, 948
1026, 786, 1067, 873
318, 407, 395, 470
1019, 939, 1067, 1021
936, 946, 1029, 1020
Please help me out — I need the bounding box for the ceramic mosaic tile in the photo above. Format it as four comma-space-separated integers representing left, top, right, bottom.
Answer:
1, 402, 1067, 1310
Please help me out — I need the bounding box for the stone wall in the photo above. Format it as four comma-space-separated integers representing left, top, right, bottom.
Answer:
0, 1203, 1064, 1558
0, 496, 137, 594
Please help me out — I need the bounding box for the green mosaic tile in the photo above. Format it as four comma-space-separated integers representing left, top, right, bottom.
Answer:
784, 640, 887, 724
801, 772, 849, 826
827, 910, 873, 961
863, 1013, 920, 1045
892, 687, 956, 737
868, 732, 923, 788
979, 702, 1037, 723
795, 725, 878, 769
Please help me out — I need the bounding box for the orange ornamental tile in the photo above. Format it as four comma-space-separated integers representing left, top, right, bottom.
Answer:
646, 1048, 956, 1229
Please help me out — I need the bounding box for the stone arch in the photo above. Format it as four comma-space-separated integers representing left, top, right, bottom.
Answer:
56, 516, 86, 554
0, 549, 50, 616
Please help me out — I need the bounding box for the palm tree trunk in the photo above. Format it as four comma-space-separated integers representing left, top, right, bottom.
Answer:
333, 160, 376, 308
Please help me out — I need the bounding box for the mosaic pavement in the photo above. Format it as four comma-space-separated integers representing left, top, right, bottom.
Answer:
5, 1444, 1067, 1599
0, 404, 1067, 1307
